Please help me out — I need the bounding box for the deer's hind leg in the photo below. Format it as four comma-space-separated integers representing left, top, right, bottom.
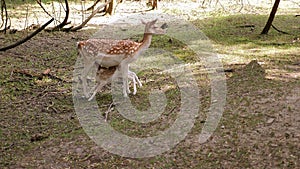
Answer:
88, 81, 107, 101
88, 65, 117, 101
128, 70, 142, 95
81, 60, 95, 98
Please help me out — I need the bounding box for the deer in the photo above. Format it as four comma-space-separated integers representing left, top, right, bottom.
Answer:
87, 64, 142, 101
77, 19, 167, 98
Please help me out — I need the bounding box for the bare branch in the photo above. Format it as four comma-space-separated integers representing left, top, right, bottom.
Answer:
36, 0, 67, 28
271, 24, 289, 34
70, 0, 111, 31
53, 0, 70, 30
0, 18, 54, 51
86, 0, 101, 11
36, 0, 55, 20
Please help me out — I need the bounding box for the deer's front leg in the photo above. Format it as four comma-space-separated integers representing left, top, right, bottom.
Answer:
120, 63, 129, 97
88, 81, 107, 101
128, 70, 142, 95
81, 61, 94, 98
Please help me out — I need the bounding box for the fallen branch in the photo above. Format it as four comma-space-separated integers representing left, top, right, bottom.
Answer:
237, 24, 255, 28
0, 18, 54, 51
69, 0, 111, 31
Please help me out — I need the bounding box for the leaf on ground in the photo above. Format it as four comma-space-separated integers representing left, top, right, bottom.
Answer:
43, 68, 51, 75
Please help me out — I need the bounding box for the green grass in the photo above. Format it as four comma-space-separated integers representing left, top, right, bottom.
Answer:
192, 14, 300, 79
131, 34, 198, 62
194, 14, 300, 46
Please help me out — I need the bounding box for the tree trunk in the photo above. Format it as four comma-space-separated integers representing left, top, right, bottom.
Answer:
147, 0, 158, 10
152, 0, 157, 10
0, 0, 10, 34
106, 0, 116, 15
261, 0, 281, 34
54, 0, 70, 30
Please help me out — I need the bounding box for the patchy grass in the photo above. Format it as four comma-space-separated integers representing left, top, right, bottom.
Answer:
194, 14, 300, 81
194, 14, 300, 46
1, 14, 300, 168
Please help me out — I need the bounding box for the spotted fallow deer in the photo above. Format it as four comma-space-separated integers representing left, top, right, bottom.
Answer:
77, 19, 167, 98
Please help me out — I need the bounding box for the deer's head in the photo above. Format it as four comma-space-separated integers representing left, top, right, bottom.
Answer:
142, 19, 167, 35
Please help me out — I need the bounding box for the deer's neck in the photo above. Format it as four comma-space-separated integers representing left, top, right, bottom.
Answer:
129, 33, 153, 62
139, 33, 153, 50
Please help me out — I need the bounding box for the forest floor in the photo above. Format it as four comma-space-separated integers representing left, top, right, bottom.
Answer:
1, 1, 300, 168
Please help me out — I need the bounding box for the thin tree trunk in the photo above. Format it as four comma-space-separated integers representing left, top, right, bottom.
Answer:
147, 0, 158, 10
152, 0, 157, 10
261, 0, 281, 34
0, 0, 9, 33
54, 0, 70, 29
106, 0, 116, 15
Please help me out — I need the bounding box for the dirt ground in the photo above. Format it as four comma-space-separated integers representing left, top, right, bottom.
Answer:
1, 1, 300, 168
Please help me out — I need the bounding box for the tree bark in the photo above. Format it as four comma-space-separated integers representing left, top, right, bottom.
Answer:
152, 0, 157, 10
261, 0, 281, 34
106, 0, 116, 15
147, 0, 158, 10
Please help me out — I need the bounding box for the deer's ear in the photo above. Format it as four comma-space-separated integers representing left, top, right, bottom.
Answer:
141, 19, 146, 25
151, 19, 158, 24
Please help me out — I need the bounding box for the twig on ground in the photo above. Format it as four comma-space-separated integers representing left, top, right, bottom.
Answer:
237, 24, 255, 28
